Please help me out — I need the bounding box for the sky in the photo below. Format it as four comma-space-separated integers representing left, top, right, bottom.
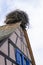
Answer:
0, 0, 43, 65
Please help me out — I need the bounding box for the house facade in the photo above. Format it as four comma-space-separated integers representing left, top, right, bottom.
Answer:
0, 24, 35, 65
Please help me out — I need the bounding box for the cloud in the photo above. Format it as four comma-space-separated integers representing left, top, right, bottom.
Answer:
0, 0, 43, 65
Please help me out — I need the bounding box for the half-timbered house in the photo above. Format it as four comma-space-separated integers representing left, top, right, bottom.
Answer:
0, 21, 36, 65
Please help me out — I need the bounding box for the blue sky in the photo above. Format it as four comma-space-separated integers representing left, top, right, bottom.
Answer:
0, 0, 43, 65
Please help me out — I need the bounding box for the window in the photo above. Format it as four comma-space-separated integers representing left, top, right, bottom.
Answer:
23, 56, 30, 65
15, 49, 30, 65
23, 57, 27, 65
15, 49, 22, 65
26, 59, 30, 65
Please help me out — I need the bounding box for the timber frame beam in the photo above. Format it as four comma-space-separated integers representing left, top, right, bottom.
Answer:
23, 29, 36, 65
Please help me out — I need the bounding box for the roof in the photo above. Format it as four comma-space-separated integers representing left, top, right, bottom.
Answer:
0, 22, 21, 41
0, 22, 36, 65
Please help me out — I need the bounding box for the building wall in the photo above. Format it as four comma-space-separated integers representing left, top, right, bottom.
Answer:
0, 40, 8, 55
0, 27, 32, 65
9, 27, 31, 60
0, 55, 5, 65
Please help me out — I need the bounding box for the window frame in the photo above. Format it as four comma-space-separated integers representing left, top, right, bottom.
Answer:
15, 49, 30, 65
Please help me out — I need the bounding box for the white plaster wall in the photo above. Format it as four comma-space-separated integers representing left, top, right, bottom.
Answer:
10, 27, 31, 61
6, 59, 12, 65
13, 63, 16, 65
10, 27, 31, 60
0, 55, 5, 65
21, 42, 24, 53
0, 40, 8, 55
27, 48, 31, 60
18, 27, 24, 36
14, 28, 21, 37
18, 27, 31, 60
16, 38, 22, 50
24, 44, 27, 56
9, 32, 17, 44
10, 44, 16, 61
23, 36, 27, 46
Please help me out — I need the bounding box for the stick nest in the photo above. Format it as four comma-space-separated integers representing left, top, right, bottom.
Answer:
5, 10, 29, 29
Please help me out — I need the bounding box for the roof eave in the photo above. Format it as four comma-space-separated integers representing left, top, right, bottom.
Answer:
0, 22, 21, 41
23, 29, 36, 65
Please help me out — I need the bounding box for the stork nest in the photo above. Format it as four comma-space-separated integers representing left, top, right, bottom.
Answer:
5, 10, 29, 29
